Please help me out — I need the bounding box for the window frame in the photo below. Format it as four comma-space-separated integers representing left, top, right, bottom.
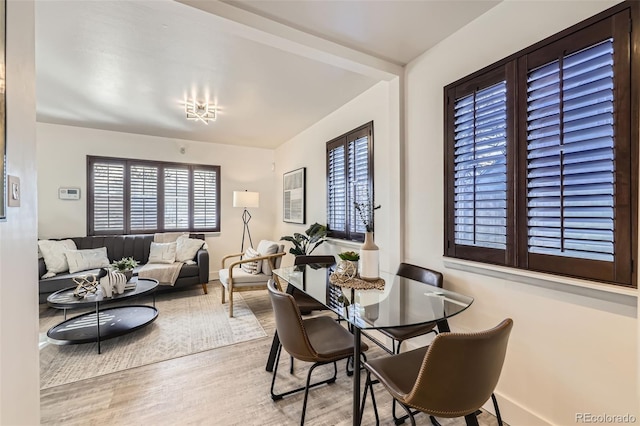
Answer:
443, 2, 638, 288
326, 121, 374, 242
87, 156, 221, 235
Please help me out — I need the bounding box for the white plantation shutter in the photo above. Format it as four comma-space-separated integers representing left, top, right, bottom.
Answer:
164, 168, 190, 230
129, 164, 158, 231
92, 161, 125, 233
328, 143, 347, 234
453, 81, 508, 250
193, 168, 218, 230
526, 39, 615, 262
349, 135, 369, 234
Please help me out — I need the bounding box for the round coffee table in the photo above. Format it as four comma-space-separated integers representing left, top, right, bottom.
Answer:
47, 277, 159, 354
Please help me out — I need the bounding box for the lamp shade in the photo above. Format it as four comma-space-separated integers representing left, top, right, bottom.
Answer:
233, 191, 259, 208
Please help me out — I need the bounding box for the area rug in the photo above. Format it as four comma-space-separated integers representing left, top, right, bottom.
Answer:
39, 286, 266, 389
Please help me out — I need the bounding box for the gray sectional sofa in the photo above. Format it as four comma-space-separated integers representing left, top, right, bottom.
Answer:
38, 234, 209, 303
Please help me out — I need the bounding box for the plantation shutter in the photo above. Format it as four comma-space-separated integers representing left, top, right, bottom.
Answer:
92, 161, 125, 233
453, 81, 508, 250
164, 167, 190, 230
129, 164, 158, 231
526, 39, 615, 262
348, 134, 370, 235
327, 141, 347, 235
193, 168, 218, 230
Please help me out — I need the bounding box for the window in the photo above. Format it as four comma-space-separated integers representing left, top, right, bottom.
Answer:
444, 5, 636, 287
326, 122, 373, 241
88, 156, 220, 235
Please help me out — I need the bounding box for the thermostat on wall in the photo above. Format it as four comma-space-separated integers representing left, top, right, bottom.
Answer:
59, 187, 81, 200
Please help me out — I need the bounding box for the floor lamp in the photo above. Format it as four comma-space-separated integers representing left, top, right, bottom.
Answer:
233, 190, 260, 253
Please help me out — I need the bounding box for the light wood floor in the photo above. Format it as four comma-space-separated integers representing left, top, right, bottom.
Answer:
40, 282, 504, 426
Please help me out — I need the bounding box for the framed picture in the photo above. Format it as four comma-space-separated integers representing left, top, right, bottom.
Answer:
283, 167, 305, 224
0, 0, 5, 220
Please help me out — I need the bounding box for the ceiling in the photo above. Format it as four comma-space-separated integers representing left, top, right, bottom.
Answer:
35, 0, 501, 149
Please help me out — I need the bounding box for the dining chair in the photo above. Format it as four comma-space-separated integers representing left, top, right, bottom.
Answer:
377, 263, 443, 354
291, 255, 336, 314
267, 279, 368, 425
280, 255, 338, 374
360, 318, 513, 426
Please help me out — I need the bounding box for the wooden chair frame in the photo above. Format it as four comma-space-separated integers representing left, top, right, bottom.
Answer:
220, 251, 285, 317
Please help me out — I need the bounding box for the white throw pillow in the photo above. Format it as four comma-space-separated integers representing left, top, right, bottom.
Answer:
38, 239, 78, 275
65, 247, 110, 274
148, 242, 177, 264
240, 247, 262, 275
175, 235, 204, 262
257, 240, 280, 275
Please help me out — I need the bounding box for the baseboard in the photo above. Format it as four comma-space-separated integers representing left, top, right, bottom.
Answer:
482, 390, 553, 426
209, 271, 219, 281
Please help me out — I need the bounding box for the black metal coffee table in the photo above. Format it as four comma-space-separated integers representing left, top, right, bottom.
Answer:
47, 277, 159, 354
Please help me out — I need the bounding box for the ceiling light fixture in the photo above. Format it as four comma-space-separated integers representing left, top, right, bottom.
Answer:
185, 100, 216, 124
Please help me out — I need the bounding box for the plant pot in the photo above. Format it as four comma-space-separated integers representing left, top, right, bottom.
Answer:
123, 270, 133, 282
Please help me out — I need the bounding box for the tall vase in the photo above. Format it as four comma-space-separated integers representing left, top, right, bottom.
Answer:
359, 231, 379, 280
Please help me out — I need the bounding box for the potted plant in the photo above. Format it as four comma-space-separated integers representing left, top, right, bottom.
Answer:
111, 256, 139, 281
338, 251, 359, 261
280, 222, 328, 256
337, 251, 359, 278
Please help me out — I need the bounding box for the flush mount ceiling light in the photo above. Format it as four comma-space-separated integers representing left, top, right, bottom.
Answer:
185, 100, 217, 124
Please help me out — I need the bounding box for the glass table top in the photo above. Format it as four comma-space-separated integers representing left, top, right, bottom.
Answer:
273, 266, 473, 330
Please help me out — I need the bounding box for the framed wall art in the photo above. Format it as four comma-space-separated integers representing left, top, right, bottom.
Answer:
283, 167, 305, 224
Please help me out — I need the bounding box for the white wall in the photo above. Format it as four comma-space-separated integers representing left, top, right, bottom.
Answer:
37, 123, 276, 279
0, 0, 39, 424
405, 1, 637, 425
274, 80, 401, 270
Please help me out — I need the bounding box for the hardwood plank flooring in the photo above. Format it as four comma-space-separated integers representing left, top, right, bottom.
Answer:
40, 282, 504, 426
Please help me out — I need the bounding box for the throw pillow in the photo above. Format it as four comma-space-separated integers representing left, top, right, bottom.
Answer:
65, 247, 111, 274
148, 242, 177, 264
256, 240, 280, 275
240, 247, 262, 275
38, 239, 78, 275
175, 235, 205, 262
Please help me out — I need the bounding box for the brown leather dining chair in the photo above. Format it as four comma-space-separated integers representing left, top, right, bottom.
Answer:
267, 279, 368, 425
360, 319, 513, 426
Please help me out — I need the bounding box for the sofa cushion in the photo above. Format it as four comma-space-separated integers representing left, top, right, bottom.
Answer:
65, 247, 110, 273
148, 242, 177, 264
177, 263, 200, 278
175, 235, 205, 262
38, 239, 78, 276
71, 235, 154, 264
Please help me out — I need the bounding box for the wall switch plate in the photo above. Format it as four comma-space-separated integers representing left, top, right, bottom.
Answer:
7, 175, 20, 207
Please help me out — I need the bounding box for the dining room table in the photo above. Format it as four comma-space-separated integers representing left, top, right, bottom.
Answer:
268, 264, 474, 426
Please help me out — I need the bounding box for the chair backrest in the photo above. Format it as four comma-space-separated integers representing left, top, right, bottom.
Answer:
405, 318, 513, 418
396, 263, 443, 288
294, 255, 336, 266
267, 279, 318, 362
